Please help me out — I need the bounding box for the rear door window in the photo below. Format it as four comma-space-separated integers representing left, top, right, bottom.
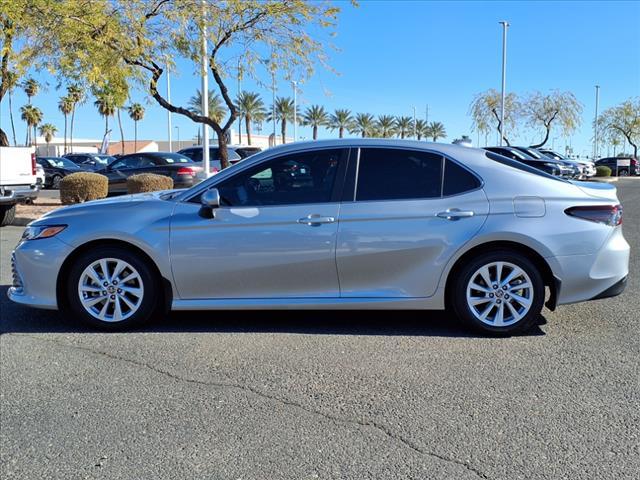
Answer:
356, 148, 443, 201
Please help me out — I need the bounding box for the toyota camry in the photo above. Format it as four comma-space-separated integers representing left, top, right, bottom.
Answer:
9, 139, 630, 335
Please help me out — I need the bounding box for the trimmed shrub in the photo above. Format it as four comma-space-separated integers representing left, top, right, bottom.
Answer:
127, 173, 174, 194
60, 172, 108, 204
595, 165, 612, 177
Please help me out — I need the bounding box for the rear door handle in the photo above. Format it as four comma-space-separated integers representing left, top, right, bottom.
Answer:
436, 209, 475, 220
297, 214, 336, 226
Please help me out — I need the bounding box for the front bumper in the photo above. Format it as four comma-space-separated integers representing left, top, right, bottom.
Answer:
548, 228, 630, 305
7, 236, 73, 310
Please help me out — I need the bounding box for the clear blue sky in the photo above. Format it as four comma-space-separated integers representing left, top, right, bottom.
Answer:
1, 0, 639, 157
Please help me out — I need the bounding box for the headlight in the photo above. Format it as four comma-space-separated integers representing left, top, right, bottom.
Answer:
21, 225, 67, 241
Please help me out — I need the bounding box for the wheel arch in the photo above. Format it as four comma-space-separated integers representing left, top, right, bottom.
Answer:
443, 240, 559, 311
56, 238, 173, 314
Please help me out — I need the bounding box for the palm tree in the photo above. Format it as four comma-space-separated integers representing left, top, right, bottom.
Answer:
188, 89, 226, 124
267, 97, 297, 144
127, 103, 145, 152
20, 105, 42, 147
328, 109, 353, 138
21, 78, 39, 145
58, 96, 73, 153
301, 105, 328, 140
415, 119, 427, 141
93, 89, 117, 139
22, 77, 39, 104
350, 113, 375, 138
236, 91, 266, 146
39, 123, 57, 153
67, 84, 85, 151
426, 121, 447, 142
395, 116, 414, 139
376, 115, 396, 138
5, 71, 19, 145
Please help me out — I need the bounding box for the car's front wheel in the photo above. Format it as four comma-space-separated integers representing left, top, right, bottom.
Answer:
66, 247, 159, 330
452, 251, 545, 335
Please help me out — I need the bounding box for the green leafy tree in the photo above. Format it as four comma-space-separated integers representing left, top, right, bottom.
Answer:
395, 116, 413, 139
597, 98, 640, 159
39, 123, 57, 151
22, 77, 38, 102
301, 104, 328, 140
350, 113, 375, 138
188, 89, 226, 124
267, 97, 297, 144
469, 89, 520, 146
58, 95, 73, 153
20, 104, 42, 146
328, 109, 353, 138
127, 103, 145, 152
523, 90, 582, 148
426, 121, 447, 142
376, 115, 396, 138
236, 91, 266, 146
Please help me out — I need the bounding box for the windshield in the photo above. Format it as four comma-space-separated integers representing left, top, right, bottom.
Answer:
92, 155, 115, 165
151, 153, 192, 164
47, 158, 80, 169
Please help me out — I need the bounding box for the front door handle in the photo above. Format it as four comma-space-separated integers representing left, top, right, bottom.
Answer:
436, 209, 475, 221
297, 214, 336, 226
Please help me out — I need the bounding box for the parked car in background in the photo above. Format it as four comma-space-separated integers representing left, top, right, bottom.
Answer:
177, 145, 260, 173
0, 146, 39, 226
511, 146, 581, 178
36, 156, 84, 189
94, 151, 202, 194
63, 153, 115, 170
595, 157, 639, 176
484, 146, 573, 177
539, 149, 596, 179
9, 139, 630, 336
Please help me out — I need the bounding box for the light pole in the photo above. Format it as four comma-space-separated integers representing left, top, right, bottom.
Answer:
167, 59, 172, 152
271, 71, 276, 144
593, 85, 600, 160
499, 21, 509, 146
412, 106, 417, 138
237, 59, 242, 144
201, 0, 210, 177
292, 80, 297, 142
175, 126, 180, 149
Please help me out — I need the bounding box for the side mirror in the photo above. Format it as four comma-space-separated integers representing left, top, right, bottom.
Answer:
199, 188, 220, 219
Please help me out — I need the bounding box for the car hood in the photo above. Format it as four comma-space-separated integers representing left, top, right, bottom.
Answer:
32, 189, 182, 225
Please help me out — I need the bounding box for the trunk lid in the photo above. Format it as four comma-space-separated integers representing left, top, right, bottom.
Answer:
570, 180, 619, 202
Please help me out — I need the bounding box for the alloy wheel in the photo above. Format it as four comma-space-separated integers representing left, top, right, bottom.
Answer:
77, 258, 144, 322
466, 261, 534, 327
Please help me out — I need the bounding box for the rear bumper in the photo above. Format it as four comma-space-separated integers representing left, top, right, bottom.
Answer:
548, 228, 630, 305
0, 184, 39, 204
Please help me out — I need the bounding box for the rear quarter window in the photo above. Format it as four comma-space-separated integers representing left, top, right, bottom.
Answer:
443, 159, 481, 196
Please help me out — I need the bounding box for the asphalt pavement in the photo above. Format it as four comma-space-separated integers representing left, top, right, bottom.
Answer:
1, 179, 639, 480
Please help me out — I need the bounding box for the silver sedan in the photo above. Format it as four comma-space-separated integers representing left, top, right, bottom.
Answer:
9, 139, 630, 335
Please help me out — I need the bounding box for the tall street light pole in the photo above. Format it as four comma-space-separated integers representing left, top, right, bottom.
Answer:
593, 85, 600, 160
201, 0, 210, 177
499, 21, 509, 146
413, 106, 417, 138
272, 71, 276, 144
238, 60, 242, 145
175, 126, 180, 149
292, 80, 297, 142
166, 59, 172, 152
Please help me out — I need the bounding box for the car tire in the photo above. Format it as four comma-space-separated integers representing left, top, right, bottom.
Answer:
66, 247, 159, 330
0, 204, 16, 227
51, 175, 62, 189
618, 169, 629, 177
451, 250, 545, 335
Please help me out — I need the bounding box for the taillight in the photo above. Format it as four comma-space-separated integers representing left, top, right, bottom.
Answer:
211, 167, 219, 174
177, 167, 196, 175
565, 205, 623, 226
31, 153, 36, 175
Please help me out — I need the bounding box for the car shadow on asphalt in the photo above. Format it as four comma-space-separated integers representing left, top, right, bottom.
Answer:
0, 286, 546, 338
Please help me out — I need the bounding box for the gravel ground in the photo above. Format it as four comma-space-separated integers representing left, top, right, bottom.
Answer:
1, 179, 638, 480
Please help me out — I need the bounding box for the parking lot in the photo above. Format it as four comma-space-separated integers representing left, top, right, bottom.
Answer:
1, 179, 638, 479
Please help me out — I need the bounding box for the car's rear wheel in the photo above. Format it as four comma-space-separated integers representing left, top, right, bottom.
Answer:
66, 247, 159, 330
618, 169, 629, 177
452, 251, 545, 335
0, 204, 16, 227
